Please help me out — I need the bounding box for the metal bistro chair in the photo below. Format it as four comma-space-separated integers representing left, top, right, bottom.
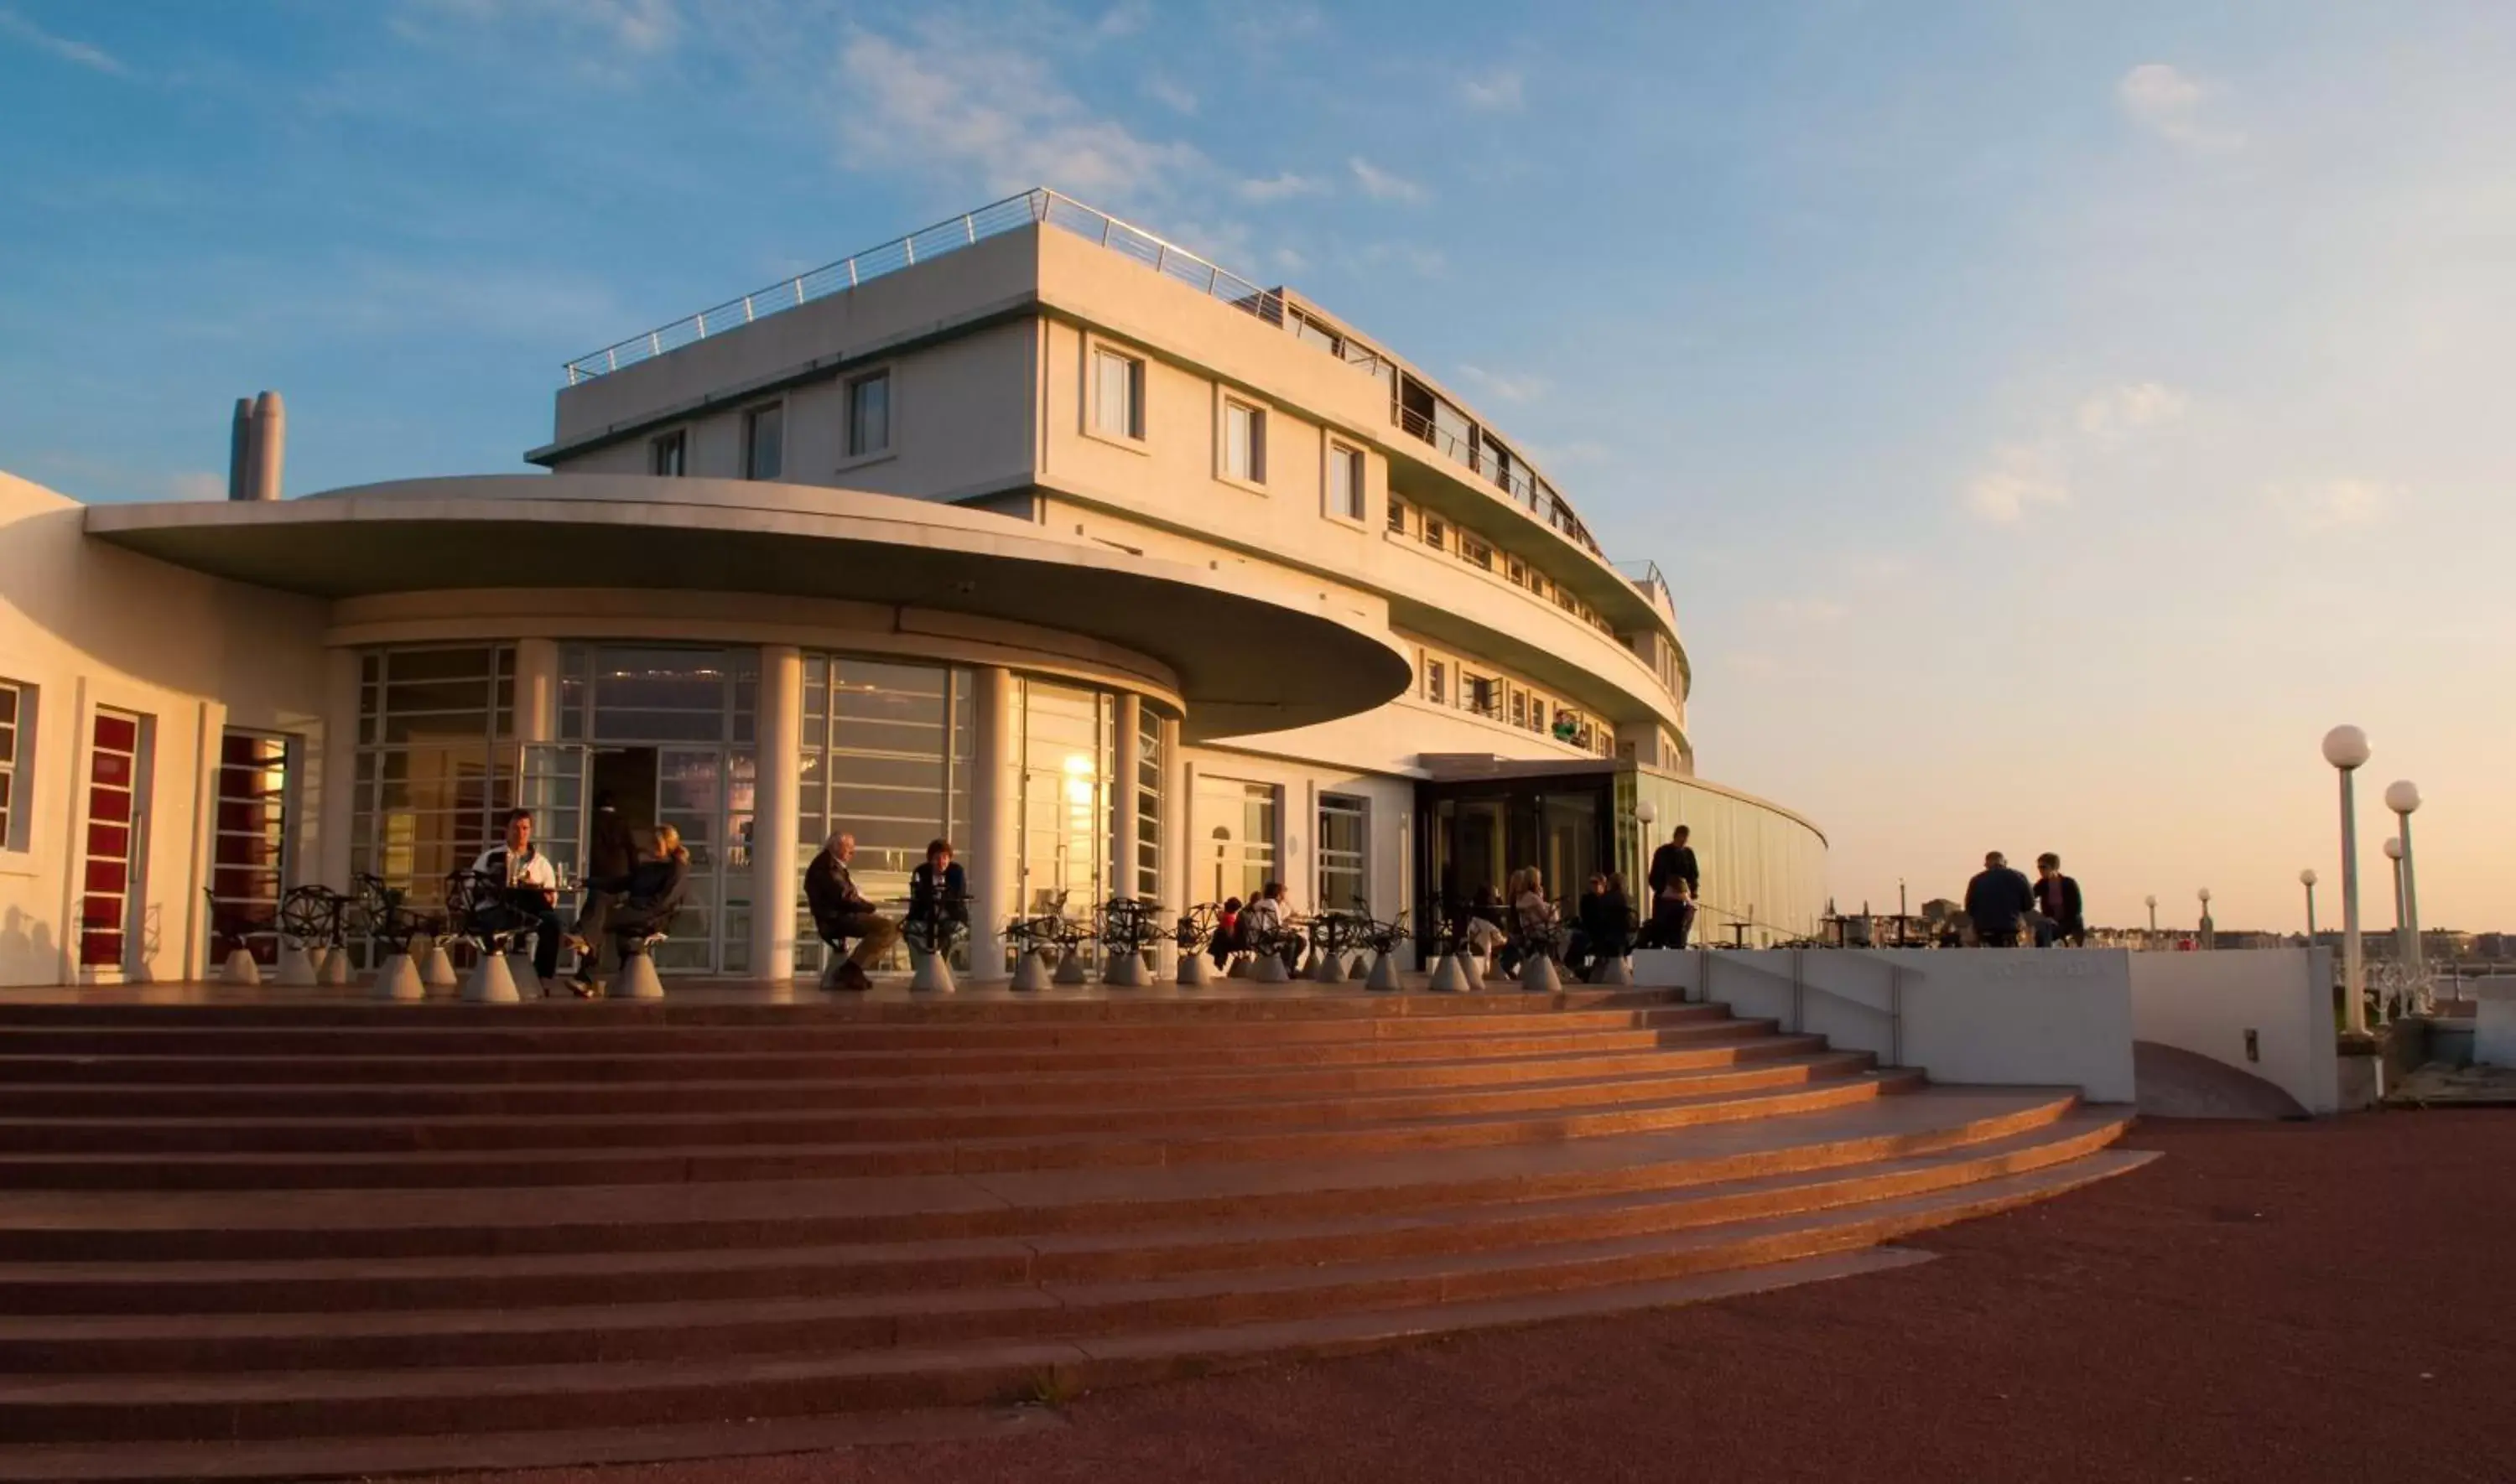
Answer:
1170, 901, 1220, 986
1093, 896, 1163, 988
1003, 890, 1074, 992
1355, 904, 1411, 992
351, 873, 434, 1002
1304, 905, 1367, 984
900, 891, 972, 994
1419, 893, 1479, 994
441, 869, 529, 1004
275, 882, 351, 986
1508, 900, 1570, 994
201, 889, 273, 987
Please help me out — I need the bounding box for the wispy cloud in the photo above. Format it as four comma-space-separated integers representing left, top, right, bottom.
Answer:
1350, 241, 1448, 277
0, 6, 131, 75
1456, 363, 1547, 403
1238, 171, 1328, 203
1144, 75, 1197, 114
2076, 381, 2190, 438
2269, 479, 2399, 534
836, 27, 1206, 205
165, 470, 226, 501
1765, 597, 1849, 625
1458, 67, 1524, 111
404, 0, 679, 53
1349, 155, 1430, 205
2118, 63, 2243, 152
1095, 0, 1151, 37
1964, 444, 2070, 525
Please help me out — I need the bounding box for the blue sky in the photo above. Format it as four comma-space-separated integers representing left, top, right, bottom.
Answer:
5, 0, 2512, 932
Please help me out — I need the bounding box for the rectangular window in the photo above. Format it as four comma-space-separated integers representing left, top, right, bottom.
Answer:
1460, 535, 1494, 571
743, 403, 783, 480
1224, 398, 1266, 484
211, 731, 290, 965
1507, 556, 1527, 587
0, 679, 20, 850
1510, 689, 1527, 729
81, 708, 149, 970
1136, 706, 1164, 900
1328, 442, 1365, 521
1318, 794, 1368, 914
1386, 493, 1407, 533
1426, 661, 1446, 706
650, 430, 685, 477
846, 370, 891, 459
1094, 346, 1145, 440
1466, 676, 1496, 717
1422, 514, 1447, 552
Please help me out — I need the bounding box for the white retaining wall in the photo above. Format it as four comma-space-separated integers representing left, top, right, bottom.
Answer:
2124, 948, 2340, 1115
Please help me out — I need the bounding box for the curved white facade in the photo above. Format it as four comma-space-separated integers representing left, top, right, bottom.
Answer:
0, 195, 1823, 988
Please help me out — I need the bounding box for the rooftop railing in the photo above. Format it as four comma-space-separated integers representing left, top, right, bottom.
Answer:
560, 189, 1287, 386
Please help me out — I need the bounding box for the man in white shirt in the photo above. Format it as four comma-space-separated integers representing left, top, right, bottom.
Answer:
471, 808, 563, 985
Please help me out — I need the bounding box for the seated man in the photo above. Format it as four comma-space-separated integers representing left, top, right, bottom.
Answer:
806, 831, 900, 991
907, 838, 970, 951
470, 808, 562, 988
1239, 880, 1297, 971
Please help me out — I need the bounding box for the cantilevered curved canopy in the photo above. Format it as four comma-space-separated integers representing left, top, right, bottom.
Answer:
84, 475, 1412, 741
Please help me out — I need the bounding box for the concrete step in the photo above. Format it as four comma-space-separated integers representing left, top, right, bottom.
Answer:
0, 1070, 1928, 1191
0, 1051, 1880, 1155
0, 1089, 2087, 1271
0, 1111, 2133, 1364
0, 1032, 1820, 1118
0, 1151, 2158, 1446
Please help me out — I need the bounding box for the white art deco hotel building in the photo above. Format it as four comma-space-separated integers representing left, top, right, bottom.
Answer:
0, 191, 1825, 986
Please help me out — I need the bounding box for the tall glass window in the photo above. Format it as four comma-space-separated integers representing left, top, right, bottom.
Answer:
1193, 776, 1276, 905
351, 646, 514, 911
744, 403, 783, 480
0, 679, 20, 851
1318, 794, 1368, 914
846, 371, 891, 458
1135, 708, 1164, 899
794, 658, 972, 971
1094, 347, 1144, 439
211, 731, 290, 965
1018, 680, 1111, 920
79, 709, 148, 969
1330, 443, 1365, 521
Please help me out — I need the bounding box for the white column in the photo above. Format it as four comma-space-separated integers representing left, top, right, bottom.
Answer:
1162, 716, 1188, 911
1113, 693, 1143, 901
969, 667, 1019, 974
315, 647, 360, 890
750, 645, 802, 982
512, 638, 560, 744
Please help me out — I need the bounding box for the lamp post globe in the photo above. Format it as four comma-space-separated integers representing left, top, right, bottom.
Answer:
2384, 781, 2425, 980
2300, 869, 2317, 887
2196, 888, 2214, 951
2300, 869, 2319, 940
1635, 800, 1657, 828
2144, 894, 2158, 940
2381, 838, 2402, 862
2322, 726, 2371, 1035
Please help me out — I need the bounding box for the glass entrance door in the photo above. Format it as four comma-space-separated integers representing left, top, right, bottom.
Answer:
79, 709, 149, 974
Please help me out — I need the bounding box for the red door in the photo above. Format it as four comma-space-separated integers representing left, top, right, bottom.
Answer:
80, 709, 146, 970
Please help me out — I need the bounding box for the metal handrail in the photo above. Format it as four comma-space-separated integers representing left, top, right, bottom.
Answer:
561, 188, 1287, 386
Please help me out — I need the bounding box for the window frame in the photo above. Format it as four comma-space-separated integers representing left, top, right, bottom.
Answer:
1323, 438, 1367, 526
1424, 659, 1447, 706
838, 366, 895, 468
0, 677, 25, 855
741, 400, 787, 482
1421, 513, 1448, 552
1217, 391, 1269, 492
1087, 339, 1150, 449
649, 428, 687, 478
1385, 492, 1409, 534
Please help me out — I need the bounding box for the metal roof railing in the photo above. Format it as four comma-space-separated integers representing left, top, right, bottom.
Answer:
561, 188, 1287, 386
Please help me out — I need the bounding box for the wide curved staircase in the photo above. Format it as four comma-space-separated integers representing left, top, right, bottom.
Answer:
0, 988, 2148, 1481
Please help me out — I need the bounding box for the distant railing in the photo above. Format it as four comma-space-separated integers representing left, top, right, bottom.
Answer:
561, 189, 1286, 386
1617, 559, 1673, 611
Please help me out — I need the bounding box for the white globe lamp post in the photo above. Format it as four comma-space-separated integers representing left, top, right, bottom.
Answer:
2384, 781, 2423, 982
2322, 726, 2372, 1035
2299, 869, 2318, 941
2382, 836, 2408, 973
2144, 894, 2158, 941
2196, 887, 2214, 950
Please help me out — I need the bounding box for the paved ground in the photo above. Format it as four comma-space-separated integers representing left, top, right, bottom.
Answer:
422, 1112, 2515, 1484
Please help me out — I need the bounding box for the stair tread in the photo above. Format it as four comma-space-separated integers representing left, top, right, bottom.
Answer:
0, 1088, 2094, 1238
0, 1153, 2159, 1404
0, 1069, 1918, 1170
0, 1051, 1871, 1134
0, 1110, 2134, 1320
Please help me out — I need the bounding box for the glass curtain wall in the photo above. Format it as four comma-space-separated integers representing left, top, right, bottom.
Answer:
1192, 776, 1276, 906
210, 731, 291, 965
1017, 680, 1114, 923
1318, 794, 1368, 914
1135, 708, 1165, 900
351, 646, 516, 932
793, 658, 973, 973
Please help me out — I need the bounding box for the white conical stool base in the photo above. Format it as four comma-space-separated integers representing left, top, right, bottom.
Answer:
1052, 948, 1090, 985
1365, 950, 1403, 992
462, 952, 521, 1004
371, 952, 425, 1002
1251, 951, 1291, 984
505, 954, 544, 999
909, 947, 957, 994
1427, 953, 1474, 994
220, 948, 262, 987
1103, 950, 1151, 988
1177, 951, 1213, 987
1011, 950, 1054, 992
616, 953, 665, 1000
1308, 948, 1346, 983
1590, 953, 1633, 987
317, 947, 351, 987
419, 941, 459, 988
1225, 955, 1251, 978
1520, 953, 1564, 994
277, 947, 320, 987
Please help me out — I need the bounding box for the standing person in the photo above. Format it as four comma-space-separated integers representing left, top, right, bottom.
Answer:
805, 833, 900, 991
564, 791, 637, 968
472, 809, 562, 990
1645, 825, 1700, 949
2034, 854, 2087, 947
1964, 851, 2035, 947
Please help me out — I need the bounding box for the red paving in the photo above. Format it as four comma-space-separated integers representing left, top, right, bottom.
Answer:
422, 1113, 2516, 1484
